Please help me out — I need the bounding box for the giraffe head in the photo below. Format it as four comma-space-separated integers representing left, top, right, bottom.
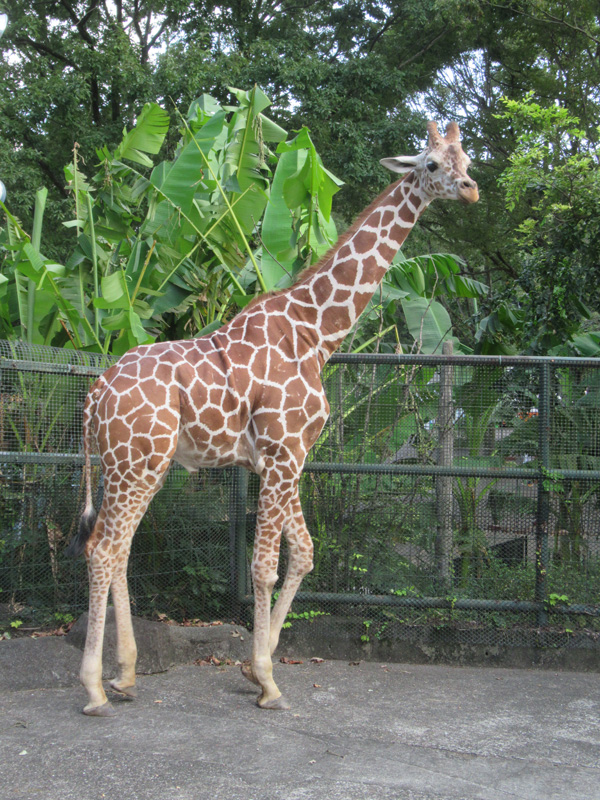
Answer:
380, 121, 479, 205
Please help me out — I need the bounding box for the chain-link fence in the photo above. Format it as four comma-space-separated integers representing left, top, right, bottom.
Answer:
2, 342, 600, 648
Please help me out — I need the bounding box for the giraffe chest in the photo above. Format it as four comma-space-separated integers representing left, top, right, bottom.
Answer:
173, 377, 250, 472
172, 358, 329, 476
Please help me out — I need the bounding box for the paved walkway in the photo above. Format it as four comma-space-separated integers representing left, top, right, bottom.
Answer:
1, 636, 598, 800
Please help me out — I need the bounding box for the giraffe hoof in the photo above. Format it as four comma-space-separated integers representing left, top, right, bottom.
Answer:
82, 701, 117, 718
241, 661, 260, 686
257, 694, 290, 710
110, 681, 137, 699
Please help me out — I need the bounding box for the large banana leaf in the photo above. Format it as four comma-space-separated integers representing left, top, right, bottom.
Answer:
390, 252, 488, 300
401, 296, 454, 354
260, 149, 304, 288
258, 129, 342, 289
114, 103, 170, 167
150, 112, 227, 214
278, 128, 343, 221
224, 86, 286, 192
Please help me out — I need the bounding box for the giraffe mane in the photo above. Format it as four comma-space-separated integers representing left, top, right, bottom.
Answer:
294, 177, 404, 285
245, 175, 407, 310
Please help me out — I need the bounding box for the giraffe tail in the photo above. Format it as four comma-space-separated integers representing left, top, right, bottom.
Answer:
65, 389, 99, 558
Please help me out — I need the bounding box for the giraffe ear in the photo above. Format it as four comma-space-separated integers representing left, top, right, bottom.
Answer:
380, 155, 419, 174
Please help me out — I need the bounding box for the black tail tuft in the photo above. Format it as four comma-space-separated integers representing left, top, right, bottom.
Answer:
65, 508, 98, 558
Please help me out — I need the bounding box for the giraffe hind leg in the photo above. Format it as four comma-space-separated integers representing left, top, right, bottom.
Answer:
79, 464, 170, 716
108, 558, 138, 699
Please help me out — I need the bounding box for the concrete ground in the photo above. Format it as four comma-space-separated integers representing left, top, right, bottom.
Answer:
1, 631, 599, 800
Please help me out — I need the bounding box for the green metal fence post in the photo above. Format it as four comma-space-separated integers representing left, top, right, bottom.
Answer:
435, 341, 454, 591
535, 362, 551, 626
229, 466, 249, 618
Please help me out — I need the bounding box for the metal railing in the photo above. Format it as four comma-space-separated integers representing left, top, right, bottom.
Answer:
1, 341, 600, 641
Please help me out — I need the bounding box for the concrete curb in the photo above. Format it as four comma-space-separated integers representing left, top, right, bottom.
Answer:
0, 609, 251, 692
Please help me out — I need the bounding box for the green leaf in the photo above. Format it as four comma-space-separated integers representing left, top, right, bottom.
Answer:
95, 272, 130, 309
114, 103, 170, 167
128, 308, 152, 342
261, 150, 304, 288
283, 156, 311, 208
402, 297, 453, 353
195, 319, 223, 337
151, 111, 226, 214
571, 332, 600, 357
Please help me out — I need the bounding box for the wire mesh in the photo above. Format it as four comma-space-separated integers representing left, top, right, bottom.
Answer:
1, 345, 599, 650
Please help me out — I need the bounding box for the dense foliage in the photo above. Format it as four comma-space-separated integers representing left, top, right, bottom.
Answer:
0, 87, 486, 354
1, 0, 599, 354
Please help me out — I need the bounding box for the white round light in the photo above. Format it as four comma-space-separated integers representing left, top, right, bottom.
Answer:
0, 180, 6, 203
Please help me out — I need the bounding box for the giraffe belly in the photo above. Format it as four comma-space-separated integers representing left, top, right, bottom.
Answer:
172, 431, 239, 472
172, 428, 265, 474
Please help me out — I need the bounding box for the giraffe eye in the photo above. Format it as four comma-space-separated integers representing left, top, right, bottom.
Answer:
426, 161, 439, 173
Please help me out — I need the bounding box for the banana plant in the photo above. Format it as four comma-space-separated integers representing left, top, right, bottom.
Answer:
259, 127, 342, 289
0, 88, 341, 353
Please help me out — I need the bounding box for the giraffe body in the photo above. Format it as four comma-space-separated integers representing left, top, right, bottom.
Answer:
70, 122, 478, 715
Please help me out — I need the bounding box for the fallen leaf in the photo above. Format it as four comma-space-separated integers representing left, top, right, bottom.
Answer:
195, 655, 235, 667
310, 657, 325, 664
280, 656, 303, 664
313, 684, 322, 688
349, 661, 361, 666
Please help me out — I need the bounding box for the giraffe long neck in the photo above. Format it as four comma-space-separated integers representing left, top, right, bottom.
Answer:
289, 173, 429, 362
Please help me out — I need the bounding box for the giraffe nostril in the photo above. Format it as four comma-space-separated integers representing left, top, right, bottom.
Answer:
458, 178, 479, 204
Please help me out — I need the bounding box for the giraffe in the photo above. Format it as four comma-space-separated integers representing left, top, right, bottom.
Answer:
67, 121, 478, 716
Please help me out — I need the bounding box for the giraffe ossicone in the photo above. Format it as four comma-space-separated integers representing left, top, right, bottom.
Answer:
68, 121, 478, 716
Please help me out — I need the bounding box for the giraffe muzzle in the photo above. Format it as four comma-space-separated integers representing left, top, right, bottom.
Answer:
458, 179, 479, 205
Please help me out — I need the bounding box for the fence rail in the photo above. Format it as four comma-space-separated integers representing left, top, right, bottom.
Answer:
1, 341, 600, 648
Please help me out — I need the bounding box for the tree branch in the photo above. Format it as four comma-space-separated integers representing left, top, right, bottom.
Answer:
396, 27, 450, 70
21, 131, 69, 197
367, 10, 406, 54
59, 0, 100, 47
14, 36, 78, 68
484, 1, 600, 46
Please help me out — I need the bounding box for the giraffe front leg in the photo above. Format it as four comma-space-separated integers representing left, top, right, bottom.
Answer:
269, 489, 314, 656
251, 570, 290, 710
244, 469, 293, 709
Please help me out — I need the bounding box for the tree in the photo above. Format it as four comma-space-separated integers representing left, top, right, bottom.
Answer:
0, 0, 478, 251
3, 0, 600, 355
478, 95, 600, 354
413, 0, 600, 343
